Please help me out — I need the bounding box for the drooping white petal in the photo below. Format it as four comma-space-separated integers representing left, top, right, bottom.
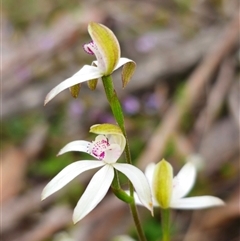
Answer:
145, 163, 156, 184
57, 140, 91, 156
41, 161, 104, 200
172, 162, 196, 200
44, 65, 103, 105
73, 164, 114, 223
113, 163, 153, 213
113, 57, 135, 71
170, 196, 224, 209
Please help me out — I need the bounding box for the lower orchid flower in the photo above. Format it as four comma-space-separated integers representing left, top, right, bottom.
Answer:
41, 124, 153, 223
132, 159, 224, 210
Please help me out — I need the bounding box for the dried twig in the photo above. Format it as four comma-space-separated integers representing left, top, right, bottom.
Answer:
137, 13, 239, 169
194, 58, 235, 141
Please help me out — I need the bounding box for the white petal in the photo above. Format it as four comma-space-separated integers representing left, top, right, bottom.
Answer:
44, 65, 102, 105
58, 140, 91, 156
41, 161, 104, 200
73, 165, 114, 223
144, 163, 156, 184
107, 134, 126, 154
113, 57, 134, 71
170, 196, 225, 209
172, 162, 196, 200
104, 144, 122, 164
113, 163, 153, 213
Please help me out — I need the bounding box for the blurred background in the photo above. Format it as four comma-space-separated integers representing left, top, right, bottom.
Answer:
1, 0, 239, 241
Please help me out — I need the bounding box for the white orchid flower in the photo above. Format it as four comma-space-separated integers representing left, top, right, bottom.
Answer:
133, 159, 224, 210
41, 124, 152, 223
44, 22, 136, 105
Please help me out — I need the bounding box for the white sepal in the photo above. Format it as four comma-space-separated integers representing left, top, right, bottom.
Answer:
73, 165, 114, 223
113, 163, 153, 214
57, 140, 91, 156
170, 196, 225, 209
45, 65, 102, 105
41, 161, 104, 200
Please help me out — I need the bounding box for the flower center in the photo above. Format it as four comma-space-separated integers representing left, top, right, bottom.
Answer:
83, 41, 97, 55
89, 137, 110, 160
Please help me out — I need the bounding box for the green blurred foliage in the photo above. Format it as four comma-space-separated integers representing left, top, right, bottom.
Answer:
3, 0, 80, 30
2, 113, 44, 144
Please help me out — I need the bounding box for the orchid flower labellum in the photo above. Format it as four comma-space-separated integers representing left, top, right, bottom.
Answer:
41, 124, 152, 223
132, 159, 224, 210
44, 22, 136, 105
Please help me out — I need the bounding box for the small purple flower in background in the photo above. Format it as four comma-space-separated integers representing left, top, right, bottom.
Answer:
123, 95, 140, 115
38, 36, 56, 52
143, 93, 160, 115
17, 67, 32, 83
68, 100, 84, 118
90, 109, 115, 124
135, 34, 158, 53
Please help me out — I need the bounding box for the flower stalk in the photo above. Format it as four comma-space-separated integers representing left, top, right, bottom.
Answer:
102, 75, 147, 241
161, 208, 170, 241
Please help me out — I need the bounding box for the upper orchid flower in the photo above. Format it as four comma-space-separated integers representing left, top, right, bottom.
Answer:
41, 124, 152, 223
133, 159, 224, 210
44, 22, 136, 105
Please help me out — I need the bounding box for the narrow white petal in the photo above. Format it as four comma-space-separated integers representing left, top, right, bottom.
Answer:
114, 57, 134, 71
58, 140, 91, 156
172, 162, 196, 200
44, 65, 102, 105
145, 163, 156, 184
170, 196, 225, 209
113, 163, 153, 213
73, 165, 114, 223
41, 161, 104, 200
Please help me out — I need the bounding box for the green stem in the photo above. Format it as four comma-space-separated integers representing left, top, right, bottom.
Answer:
161, 209, 171, 241
111, 170, 133, 203
102, 75, 147, 241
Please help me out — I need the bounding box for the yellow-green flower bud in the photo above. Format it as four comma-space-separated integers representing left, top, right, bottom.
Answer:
153, 159, 173, 209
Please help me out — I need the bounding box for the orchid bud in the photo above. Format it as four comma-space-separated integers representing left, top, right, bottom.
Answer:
153, 159, 173, 209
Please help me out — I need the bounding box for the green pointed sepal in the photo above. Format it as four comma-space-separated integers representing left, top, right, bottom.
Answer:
87, 79, 98, 90
69, 84, 81, 98
122, 61, 136, 88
